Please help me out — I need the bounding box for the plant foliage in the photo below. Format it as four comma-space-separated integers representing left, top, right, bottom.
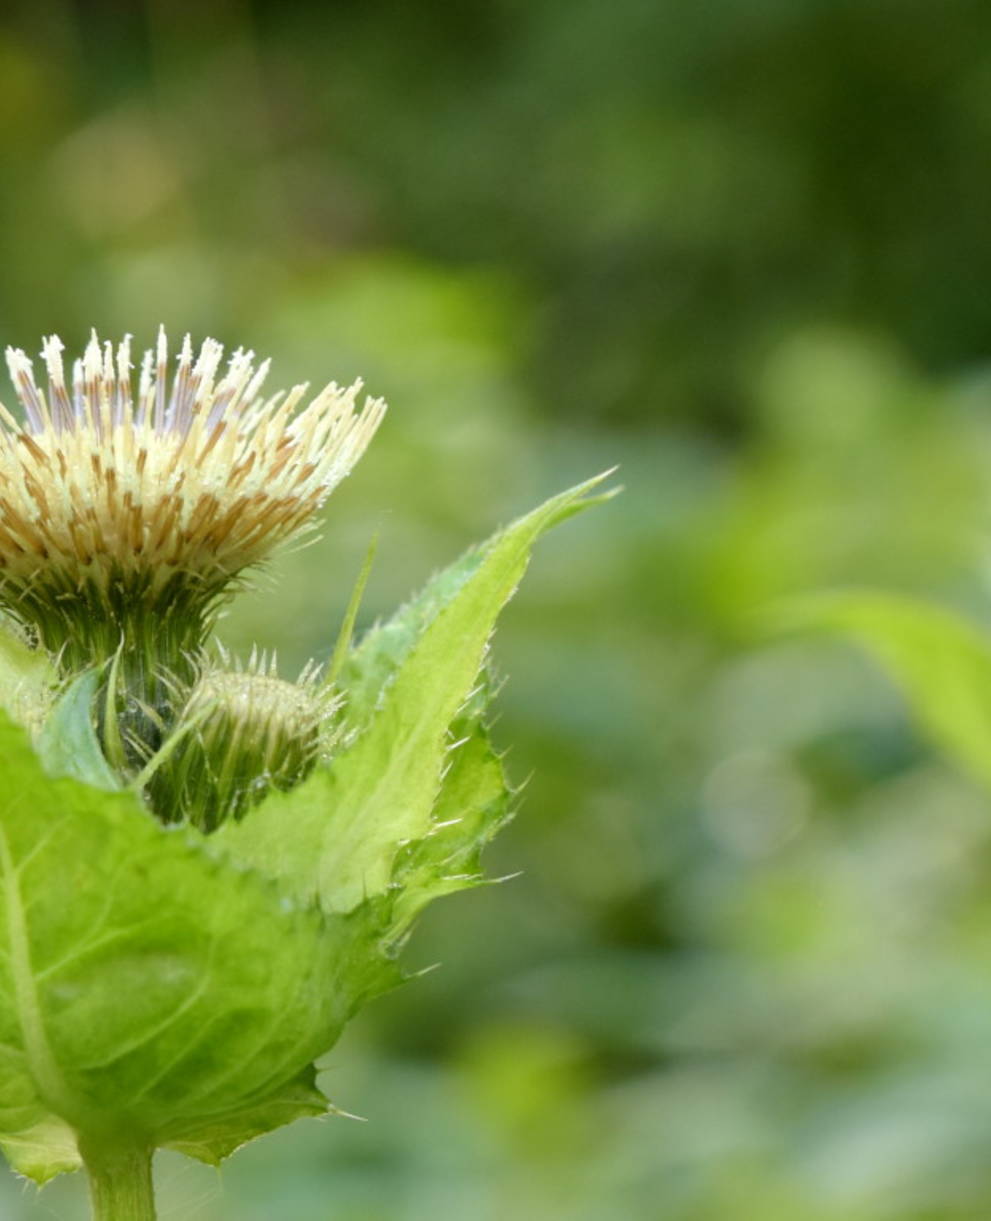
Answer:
0, 474, 611, 1189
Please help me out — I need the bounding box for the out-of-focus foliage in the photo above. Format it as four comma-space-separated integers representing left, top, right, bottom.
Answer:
775, 593, 991, 794
3, 1, 991, 1217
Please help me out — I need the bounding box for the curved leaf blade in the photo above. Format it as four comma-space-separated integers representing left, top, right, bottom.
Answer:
0, 713, 392, 1181
775, 591, 991, 791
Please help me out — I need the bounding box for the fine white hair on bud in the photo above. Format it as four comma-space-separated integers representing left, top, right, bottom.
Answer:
0, 327, 386, 671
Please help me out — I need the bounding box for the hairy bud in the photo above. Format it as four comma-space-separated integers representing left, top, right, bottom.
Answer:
146, 656, 335, 831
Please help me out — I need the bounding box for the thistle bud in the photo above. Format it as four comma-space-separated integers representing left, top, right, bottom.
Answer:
147, 656, 335, 831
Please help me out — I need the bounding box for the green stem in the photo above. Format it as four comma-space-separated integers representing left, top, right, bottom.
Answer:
82, 1141, 157, 1221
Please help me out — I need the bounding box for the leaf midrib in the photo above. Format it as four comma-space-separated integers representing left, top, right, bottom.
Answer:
0, 822, 76, 1121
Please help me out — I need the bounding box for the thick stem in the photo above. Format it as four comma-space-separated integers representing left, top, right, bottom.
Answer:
82, 1141, 157, 1221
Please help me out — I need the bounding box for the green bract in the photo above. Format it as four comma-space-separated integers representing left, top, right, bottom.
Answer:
0, 471, 613, 1206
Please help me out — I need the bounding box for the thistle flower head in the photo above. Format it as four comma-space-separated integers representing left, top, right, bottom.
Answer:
0, 327, 385, 670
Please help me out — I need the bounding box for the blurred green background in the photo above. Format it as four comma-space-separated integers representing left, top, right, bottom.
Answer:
5, 1, 991, 1217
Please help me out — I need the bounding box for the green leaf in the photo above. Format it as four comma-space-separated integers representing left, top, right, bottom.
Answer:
0, 619, 54, 730
214, 472, 616, 914
0, 1116, 80, 1185
162, 1066, 329, 1165
36, 671, 121, 790
325, 532, 379, 692
387, 709, 514, 942
0, 712, 395, 1182
338, 542, 489, 735
774, 591, 991, 791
